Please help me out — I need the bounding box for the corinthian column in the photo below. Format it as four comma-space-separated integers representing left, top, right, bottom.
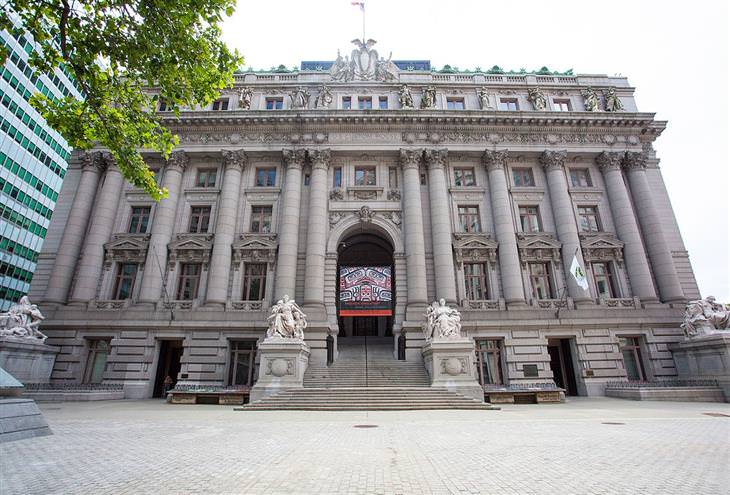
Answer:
596, 152, 658, 302
303, 149, 330, 307
69, 159, 125, 303
424, 149, 457, 304
624, 151, 685, 303
205, 149, 246, 306
540, 150, 591, 305
482, 150, 525, 306
137, 151, 188, 304
400, 149, 428, 306
274, 149, 306, 300
45, 152, 105, 304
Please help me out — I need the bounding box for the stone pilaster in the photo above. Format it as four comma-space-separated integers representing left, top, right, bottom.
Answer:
137, 151, 188, 304
596, 152, 658, 302
539, 150, 592, 305
624, 151, 686, 304
400, 149, 428, 307
482, 150, 525, 306
424, 148, 457, 304
205, 149, 246, 306
44, 151, 105, 304
274, 149, 306, 301
69, 160, 125, 303
303, 149, 330, 307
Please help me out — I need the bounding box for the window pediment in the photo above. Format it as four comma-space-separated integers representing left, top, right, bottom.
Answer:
104, 234, 150, 269
232, 233, 278, 265
168, 233, 214, 269
517, 232, 562, 263
452, 233, 498, 264
580, 232, 624, 263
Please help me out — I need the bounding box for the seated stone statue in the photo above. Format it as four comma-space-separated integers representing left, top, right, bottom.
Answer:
424, 299, 462, 340
681, 296, 730, 338
0, 296, 47, 341
266, 295, 307, 340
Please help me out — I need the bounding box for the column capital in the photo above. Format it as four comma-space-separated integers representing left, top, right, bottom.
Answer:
423, 148, 448, 171
307, 148, 331, 170
399, 148, 422, 170
81, 150, 108, 173
222, 149, 247, 171
481, 149, 509, 171
282, 149, 306, 170
166, 150, 189, 173
623, 151, 648, 171
595, 151, 623, 173
539, 150, 567, 171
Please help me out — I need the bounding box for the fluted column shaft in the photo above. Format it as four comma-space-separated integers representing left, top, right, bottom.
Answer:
624, 152, 685, 303
424, 149, 457, 304
596, 152, 658, 301
274, 149, 306, 300
45, 152, 105, 304
70, 165, 125, 302
303, 149, 330, 306
205, 150, 246, 306
400, 149, 428, 306
483, 150, 526, 306
138, 151, 187, 304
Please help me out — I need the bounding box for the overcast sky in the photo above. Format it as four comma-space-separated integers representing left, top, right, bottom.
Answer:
221, 0, 730, 301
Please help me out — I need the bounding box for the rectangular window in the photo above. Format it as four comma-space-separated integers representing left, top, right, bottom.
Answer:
529, 263, 553, 299
464, 262, 488, 300
378, 96, 388, 109
265, 98, 283, 110
242, 263, 267, 300
512, 168, 535, 187
176, 263, 201, 300
475, 339, 504, 386
195, 168, 217, 188
420, 172, 427, 185
113, 263, 138, 300
228, 340, 257, 387
592, 262, 617, 298
619, 336, 647, 381
128, 206, 151, 234
342, 96, 352, 110
358, 96, 372, 110
519, 206, 541, 232
577, 206, 601, 233
453, 167, 476, 186
498, 98, 519, 111
458, 206, 481, 233
446, 97, 465, 110
570, 168, 593, 187
354, 166, 376, 186
388, 167, 398, 189
553, 99, 572, 112
255, 167, 277, 187
250, 205, 272, 233
157, 99, 170, 112
188, 206, 211, 233
333, 167, 342, 188
212, 98, 229, 111
83, 339, 111, 384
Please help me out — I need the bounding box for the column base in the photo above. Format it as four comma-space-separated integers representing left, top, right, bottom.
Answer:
250, 339, 310, 402
505, 299, 528, 309
422, 338, 483, 402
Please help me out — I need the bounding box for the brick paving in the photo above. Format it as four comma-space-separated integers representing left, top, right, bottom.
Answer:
1, 398, 729, 494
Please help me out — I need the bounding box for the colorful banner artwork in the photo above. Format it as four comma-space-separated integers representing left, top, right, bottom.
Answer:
339, 266, 392, 316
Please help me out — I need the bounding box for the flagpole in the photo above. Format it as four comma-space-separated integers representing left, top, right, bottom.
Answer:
362, 4, 366, 42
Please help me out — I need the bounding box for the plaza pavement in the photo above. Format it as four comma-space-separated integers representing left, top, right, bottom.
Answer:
1, 397, 728, 494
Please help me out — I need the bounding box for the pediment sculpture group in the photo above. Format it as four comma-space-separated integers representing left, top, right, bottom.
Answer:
681, 296, 730, 338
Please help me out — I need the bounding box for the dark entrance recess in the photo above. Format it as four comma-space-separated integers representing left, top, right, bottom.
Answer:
548, 338, 579, 396
153, 340, 183, 398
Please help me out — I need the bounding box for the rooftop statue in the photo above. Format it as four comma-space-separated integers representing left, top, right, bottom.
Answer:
603, 87, 624, 112
424, 299, 463, 341
238, 87, 253, 109
420, 85, 437, 109
477, 87, 493, 110
581, 87, 600, 112
266, 295, 307, 340
0, 296, 47, 341
330, 40, 399, 82
681, 296, 730, 338
399, 84, 414, 109
289, 86, 310, 109
527, 87, 547, 110
315, 85, 333, 108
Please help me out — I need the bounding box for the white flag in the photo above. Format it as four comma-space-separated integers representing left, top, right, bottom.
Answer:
570, 255, 589, 291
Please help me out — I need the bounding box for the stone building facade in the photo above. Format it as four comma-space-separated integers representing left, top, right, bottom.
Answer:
28, 42, 699, 399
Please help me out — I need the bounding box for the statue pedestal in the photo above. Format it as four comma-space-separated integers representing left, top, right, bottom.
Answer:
669, 333, 730, 402
250, 339, 310, 402
0, 337, 59, 384
422, 338, 483, 401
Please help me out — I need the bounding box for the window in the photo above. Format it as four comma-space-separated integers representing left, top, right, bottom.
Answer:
354, 167, 376, 186
498, 98, 519, 111
112, 263, 138, 300
553, 99, 572, 112
333, 167, 342, 188
157, 99, 170, 112
577, 206, 601, 233
519, 206, 541, 232
255, 168, 277, 187
176, 263, 201, 300
242, 263, 267, 300
84, 339, 111, 384
188, 206, 211, 233
529, 262, 553, 299
304, 173, 310, 185
250, 206, 272, 233
592, 262, 617, 298
446, 97, 465, 110
453, 167, 476, 186
196, 168, 217, 188
458, 206, 481, 232
212, 98, 229, 111
420, 172, 427, 185
464, 262, 489, 300
128, 206, 151, 234
358, 96, 372, 109
265, 98, 283, 110
619, 336, 647, 381
228, 340, 257, 387
569, 168, 593, 187
475, 339, 504, 386
512, 168, 535, 187
388, 167, 398, 188
378, 96, 388, 109
342, 96, 352, 110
